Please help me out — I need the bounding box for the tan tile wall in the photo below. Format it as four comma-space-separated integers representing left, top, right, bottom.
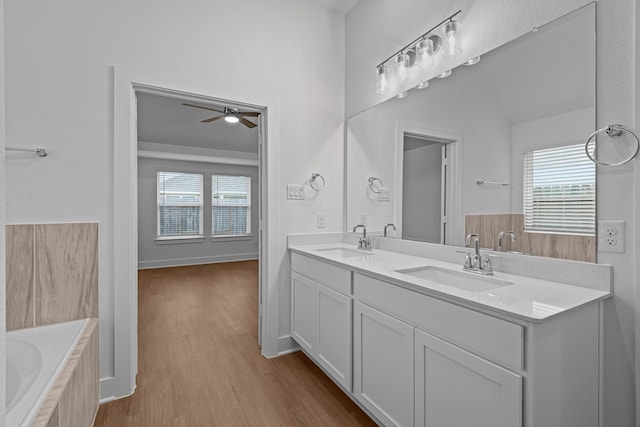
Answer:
6, 224, 35, 329
6, 223, 99, 330
465, 214, 596, 263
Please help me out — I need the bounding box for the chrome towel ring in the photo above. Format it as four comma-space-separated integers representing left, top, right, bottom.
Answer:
309, 173, 326, 191
368, 176, 384, 194
585, 124, 640, 167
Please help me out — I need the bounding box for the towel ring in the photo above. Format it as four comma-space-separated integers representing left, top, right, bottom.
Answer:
368, 176, 384, 194
309, 173, 326, 191
585, 124, 640, 167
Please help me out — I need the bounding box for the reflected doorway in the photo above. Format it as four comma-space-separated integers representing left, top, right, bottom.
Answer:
401, 133, 452, 244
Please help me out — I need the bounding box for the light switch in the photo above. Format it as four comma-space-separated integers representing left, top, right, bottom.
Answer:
287, 184, 305, 200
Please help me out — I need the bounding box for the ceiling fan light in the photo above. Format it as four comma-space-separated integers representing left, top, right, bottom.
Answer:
224, 113, 240, 124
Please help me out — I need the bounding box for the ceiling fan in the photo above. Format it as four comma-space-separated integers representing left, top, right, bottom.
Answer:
182, 103, 260, 128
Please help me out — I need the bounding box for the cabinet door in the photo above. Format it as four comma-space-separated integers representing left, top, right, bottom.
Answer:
291, 273, 316, 354
414, 328, 522, 427
316, 283, 352, 391
354, 302, 414, 427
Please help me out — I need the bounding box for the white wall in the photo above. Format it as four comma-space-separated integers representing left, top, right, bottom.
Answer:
510, 107, 595, 212
0, 0, 6, 422
5, 0, 345, 399
137, 157, 259, 269
346, 1, 637, 425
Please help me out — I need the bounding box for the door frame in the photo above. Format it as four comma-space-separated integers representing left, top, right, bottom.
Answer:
110, 66, 280, 400
394, 121, 463, 245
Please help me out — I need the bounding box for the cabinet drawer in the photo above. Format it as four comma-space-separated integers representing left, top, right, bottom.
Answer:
292, 252, 352, 295
355, 273, 523, 370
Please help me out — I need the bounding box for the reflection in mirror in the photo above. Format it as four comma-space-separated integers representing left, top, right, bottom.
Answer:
346, 4, 596, 262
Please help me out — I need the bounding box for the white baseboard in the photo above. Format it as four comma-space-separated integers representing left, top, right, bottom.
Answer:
277, 335, 298, 355
138, 253, 258, 269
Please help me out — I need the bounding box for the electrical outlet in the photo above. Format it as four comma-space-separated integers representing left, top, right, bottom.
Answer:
286, 184, 305, 200
359, 214, 367, 226
317, 214, 326, 229
598, 220, 625, 253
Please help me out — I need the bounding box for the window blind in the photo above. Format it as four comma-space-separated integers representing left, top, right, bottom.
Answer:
523, 143, 595, 235
157, 172, 203, 237
212, 175, 251, 236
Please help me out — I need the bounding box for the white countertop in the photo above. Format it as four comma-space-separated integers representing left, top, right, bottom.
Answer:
289, 242, 611, 323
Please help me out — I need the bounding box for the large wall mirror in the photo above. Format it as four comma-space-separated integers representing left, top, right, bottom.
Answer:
346, 4, 596, 262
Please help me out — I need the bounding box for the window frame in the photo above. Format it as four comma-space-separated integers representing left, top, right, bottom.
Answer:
156, 171, 205, 240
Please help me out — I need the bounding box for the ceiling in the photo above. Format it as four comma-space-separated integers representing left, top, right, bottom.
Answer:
137, 93, 260, 153
469, 5, 594, 125
310, 0, 360, 14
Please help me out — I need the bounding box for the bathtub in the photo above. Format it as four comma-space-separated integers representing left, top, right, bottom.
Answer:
6, 319, 88, 427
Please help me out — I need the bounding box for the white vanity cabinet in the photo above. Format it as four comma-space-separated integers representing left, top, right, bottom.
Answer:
353, 272, 600, 427
289, 249, 602, 427
354, 301, 414, 427
414, 329, 522, 427
291, 253, 352, 391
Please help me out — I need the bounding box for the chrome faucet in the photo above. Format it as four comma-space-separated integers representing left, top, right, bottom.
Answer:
463, 233, 493, 275
383, 223, 396, 237
498, 231, 517, 252
353, 224, 372, 251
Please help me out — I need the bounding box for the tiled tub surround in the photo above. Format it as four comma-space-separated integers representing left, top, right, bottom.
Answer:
465, 213, 596, 263
6, 319, 99, 427
6, 223, 99, 330
5, 222, 100, 426
288, 233, 611, 426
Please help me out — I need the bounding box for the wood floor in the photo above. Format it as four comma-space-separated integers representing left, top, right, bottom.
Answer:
94, 261, 376, 427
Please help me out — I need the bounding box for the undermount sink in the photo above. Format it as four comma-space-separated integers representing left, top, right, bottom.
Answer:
395, 266, 513, 292
315, 247, 374, 258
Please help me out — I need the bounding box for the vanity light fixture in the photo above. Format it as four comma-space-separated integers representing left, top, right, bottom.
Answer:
397, 91, 409, 99
436, 70, 452, 78
376, 64, 390, 94
463, 56, 481, 66
415, 81, 429, 89
396, 52, 411, 82
443, 19, 462, 56
415, 38, 435, 71
375, 10, 462, 94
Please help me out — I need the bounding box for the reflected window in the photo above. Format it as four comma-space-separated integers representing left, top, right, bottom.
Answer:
523, 142, 595, 235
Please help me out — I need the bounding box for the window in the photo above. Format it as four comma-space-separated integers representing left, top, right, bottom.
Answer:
212, 175, 251, 236
523, 143, 595, 235
157, 172, 203, 238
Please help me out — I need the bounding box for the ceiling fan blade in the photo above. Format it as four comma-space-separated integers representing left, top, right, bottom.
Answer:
182, 103, 224, 113
239, 117, 258, 128
239, 111, 260, 117
202, 115, 225, 123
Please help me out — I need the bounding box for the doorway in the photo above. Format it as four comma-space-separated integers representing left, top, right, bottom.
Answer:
394, 122, 461, 246
402, 134, 448, 243
133, 85, 266, 380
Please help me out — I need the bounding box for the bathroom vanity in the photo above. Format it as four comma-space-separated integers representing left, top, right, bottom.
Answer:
288, 236, 610, 427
